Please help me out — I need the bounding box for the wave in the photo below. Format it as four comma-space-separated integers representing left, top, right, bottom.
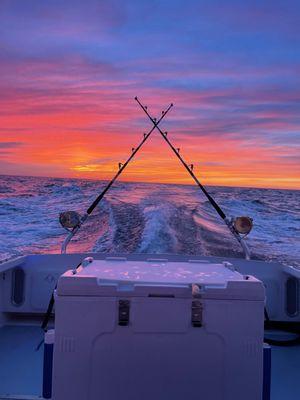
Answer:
138, 202, 178, 254
0, 175, 299, 267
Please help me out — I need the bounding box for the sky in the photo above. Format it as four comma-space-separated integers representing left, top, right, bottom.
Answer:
0, 0, 299, 189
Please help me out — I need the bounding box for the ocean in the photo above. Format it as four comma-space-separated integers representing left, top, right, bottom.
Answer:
0, 174, 299, 266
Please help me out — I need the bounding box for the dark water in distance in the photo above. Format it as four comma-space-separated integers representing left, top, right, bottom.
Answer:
0, 175, 299, 266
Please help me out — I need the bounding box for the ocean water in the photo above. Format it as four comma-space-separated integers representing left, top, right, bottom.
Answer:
0, 174, 299, 266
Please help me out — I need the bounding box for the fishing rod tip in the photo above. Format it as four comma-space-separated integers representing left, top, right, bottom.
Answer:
171, 103, 174, 106
134, 96, 138, 100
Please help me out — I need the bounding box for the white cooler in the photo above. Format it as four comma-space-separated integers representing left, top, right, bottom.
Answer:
52, 257, 265, 400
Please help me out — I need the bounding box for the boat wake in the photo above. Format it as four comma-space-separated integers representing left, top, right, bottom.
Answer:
0, 175, 299, 267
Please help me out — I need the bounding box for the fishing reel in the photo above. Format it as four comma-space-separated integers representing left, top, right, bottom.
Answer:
232, 216, 253, 236
59, 211, 81, 231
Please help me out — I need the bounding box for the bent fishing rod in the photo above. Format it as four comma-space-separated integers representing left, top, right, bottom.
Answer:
60, 101, 173, 253
135, 97, 251, 260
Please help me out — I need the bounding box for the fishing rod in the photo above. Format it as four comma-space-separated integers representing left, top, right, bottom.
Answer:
135, 96, 251, 260
60, 101, 173, 253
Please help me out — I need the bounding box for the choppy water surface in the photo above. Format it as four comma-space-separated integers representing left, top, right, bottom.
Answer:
0, 175, 299, 266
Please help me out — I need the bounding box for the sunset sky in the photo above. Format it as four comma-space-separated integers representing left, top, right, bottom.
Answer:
0, 0, 299, 189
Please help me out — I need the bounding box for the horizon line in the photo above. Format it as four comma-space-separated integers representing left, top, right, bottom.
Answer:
1, 172, 299, 192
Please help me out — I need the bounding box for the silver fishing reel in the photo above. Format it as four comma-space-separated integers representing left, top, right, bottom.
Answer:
59, 211, 81, 231
233, 216, 253, 236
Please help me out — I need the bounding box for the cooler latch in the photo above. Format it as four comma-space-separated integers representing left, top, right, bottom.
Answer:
191, 300, 203, 327
118, 300, 130, 326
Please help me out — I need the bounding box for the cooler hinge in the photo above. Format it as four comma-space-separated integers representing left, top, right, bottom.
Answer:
191, 300, 203, 327
118, 299, 130, 326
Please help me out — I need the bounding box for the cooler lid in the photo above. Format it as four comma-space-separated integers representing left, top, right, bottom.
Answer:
57, 257, 264, 300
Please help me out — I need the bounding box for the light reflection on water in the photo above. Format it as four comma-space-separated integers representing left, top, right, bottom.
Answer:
0, 175, 299, 267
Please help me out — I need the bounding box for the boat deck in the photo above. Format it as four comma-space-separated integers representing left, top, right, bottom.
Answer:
0, 325, 299, 400
0, 326, 43, 399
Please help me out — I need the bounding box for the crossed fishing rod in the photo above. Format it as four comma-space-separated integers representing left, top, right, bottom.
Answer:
60, 97, 250, 259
